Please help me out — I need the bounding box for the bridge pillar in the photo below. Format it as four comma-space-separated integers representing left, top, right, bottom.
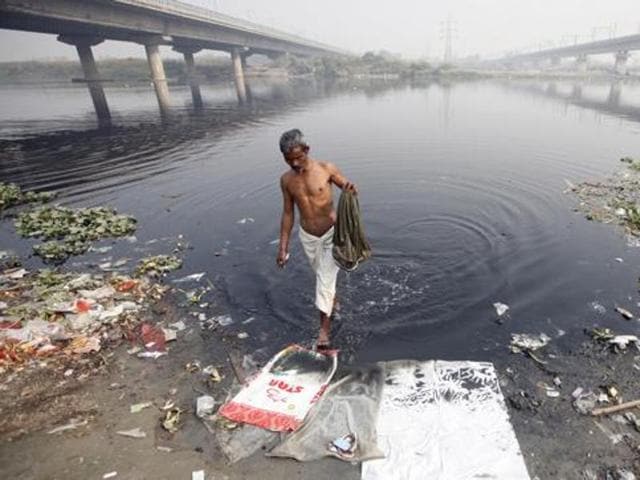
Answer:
231, 47, 248, 104
57, 35, 110, 125
174, 46, 203, 109
607, 81, 622, 107
575, 54, 588, 73
144, 43, 171, 113
614, 51, 630, 75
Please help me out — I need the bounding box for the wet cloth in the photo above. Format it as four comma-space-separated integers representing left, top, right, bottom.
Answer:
268, 364, 385, 462
361, 360, 531, 480
333, 191, 372, 271
299, 226, 340, 316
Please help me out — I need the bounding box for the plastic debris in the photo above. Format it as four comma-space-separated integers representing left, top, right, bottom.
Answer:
572, 389, 598, 415
137, 351, 167, 360
192, 471, 205, 480
493, 302, 509, 317
213, 315, 234, 327
172, 273, 205, 283
237, 332, 249, 339
196, 395, 215, 418
186, 360, 201, 372
162, 328, 178, 342
202, 365, 222, 383
509, 333, 551, 353
102, 472, 118, 479
615, 307, 634, 320
236, 217, 255, 224
609, 335, 640, 350
47, 418, 88, 434
162, 407, 183, 433
130, 402, 153, 413
169, 320, 186, 331
140, 323, 167, 352
328, 433, 357, 460
66, 336, 101, 354
116, 427, 146, 439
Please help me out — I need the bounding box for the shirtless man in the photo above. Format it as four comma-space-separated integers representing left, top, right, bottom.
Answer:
276, 129, 357, 349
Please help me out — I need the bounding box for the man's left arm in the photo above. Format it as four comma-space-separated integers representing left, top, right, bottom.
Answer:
327, 162, 358, 194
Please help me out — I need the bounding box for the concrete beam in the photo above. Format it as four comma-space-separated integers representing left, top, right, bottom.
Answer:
231, 47, 247, 104
575, 54, 588, 72
57, 35, 111, 124
614, 51, 630, 75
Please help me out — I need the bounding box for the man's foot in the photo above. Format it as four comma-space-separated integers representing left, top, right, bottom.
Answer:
316, 331, 331, 350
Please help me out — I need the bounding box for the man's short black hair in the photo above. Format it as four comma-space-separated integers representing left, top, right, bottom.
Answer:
279, 128, 308, 154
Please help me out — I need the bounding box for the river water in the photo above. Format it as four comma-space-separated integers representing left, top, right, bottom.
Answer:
1, 78, 640, 363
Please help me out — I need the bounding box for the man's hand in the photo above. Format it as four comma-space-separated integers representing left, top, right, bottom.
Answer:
344, 181, 358, 194
276, 249, 290, 268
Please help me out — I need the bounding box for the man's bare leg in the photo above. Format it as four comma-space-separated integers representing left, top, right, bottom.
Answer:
317, 311, 331, 349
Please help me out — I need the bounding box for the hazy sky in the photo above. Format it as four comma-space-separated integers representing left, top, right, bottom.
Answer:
0, 0, 639, 61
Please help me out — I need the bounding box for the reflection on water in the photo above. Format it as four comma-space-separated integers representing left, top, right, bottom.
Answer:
1, 78, 640, 363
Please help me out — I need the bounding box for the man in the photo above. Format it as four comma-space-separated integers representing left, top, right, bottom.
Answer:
276, 129, 357, 349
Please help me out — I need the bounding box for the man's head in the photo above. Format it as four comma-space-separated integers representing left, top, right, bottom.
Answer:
279, 128, 309, 173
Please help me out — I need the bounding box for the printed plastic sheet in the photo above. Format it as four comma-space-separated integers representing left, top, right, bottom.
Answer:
362, 360, 530, 480
219, 345, 337, 432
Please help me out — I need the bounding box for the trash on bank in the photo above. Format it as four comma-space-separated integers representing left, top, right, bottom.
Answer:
130, 402, 153, 413
191, 471, 205, 480
102, 472, 118, 479
328, 433, 358, 460
162, 407, 183, 433
135, 255, 182, 277
202, 365, 222, 383
509, 333, 550, 355
47, 417, 89, 434
572, 388, 598, 415
116, 427, 147, 439
196, 395, 215, 418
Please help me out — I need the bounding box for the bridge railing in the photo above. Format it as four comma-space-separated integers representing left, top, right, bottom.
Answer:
114, 0, 341, 52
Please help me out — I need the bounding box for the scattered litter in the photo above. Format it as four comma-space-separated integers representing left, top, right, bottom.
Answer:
156, 446, 173, 453
243, 316, 255, 325
162, 407, 183, 433
236, 217, 255, 224
493, 302, 509, 317
624, 412, 640, 432
237, 332, 249, 339
140, 323, 167, 352
90, 246, 113, 254
162, 328, 178, 342
328, 433, 357, 460
615, 257, 624, 263
172, 272, 205, 283
66, 336, 101, 354
103, 472, 118, 479
98, 258, 129, 271
615, 307, 634, 320
609, 335, 640, 351
130, 402, 153, 413
137, 351, 167, 359
192, 471, 205, 480
185, 360, 201, 372
573, 390, 598, 415
553, 376, 562, 387
116, 427, 146, 439
64, 369, 74, 377
169, 320, 186, 331
203, 365, 222, 383
196, 395, 215, 418
47, 418, 88, 434
213, 315, 234, 327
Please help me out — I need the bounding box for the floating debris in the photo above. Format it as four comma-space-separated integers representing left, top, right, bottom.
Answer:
615, 306, 634, 320
172, 272, 205, 284
590, 301, 606, 315
493, 302, 509, 317
236, 217, 255, 224
510, 333, 551, 353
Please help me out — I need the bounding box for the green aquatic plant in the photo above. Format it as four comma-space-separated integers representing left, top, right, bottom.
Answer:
135, 254, 182, 277
0, 182, 54, 212
14, 205, 137, 263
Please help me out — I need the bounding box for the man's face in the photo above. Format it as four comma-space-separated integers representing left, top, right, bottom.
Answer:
283, 145, 309, 173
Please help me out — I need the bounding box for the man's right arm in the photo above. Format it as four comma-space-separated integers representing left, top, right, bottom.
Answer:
277, 176, 294, 267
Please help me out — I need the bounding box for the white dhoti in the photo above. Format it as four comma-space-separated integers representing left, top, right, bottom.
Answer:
299, 226, 340, 316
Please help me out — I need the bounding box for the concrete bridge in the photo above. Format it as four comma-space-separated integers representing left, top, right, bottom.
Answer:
498, 34, 640, 75
0, 0, 349, 123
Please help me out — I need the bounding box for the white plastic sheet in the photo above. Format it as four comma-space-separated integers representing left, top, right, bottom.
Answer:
362, 360, 530, 480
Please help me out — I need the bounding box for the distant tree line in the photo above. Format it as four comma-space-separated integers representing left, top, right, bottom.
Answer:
0, 51, 438, 84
